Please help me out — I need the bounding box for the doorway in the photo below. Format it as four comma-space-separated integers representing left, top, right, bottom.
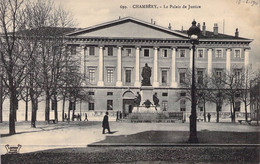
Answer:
123, 99, 135, 118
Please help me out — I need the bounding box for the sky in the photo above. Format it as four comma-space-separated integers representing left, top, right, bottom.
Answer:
54, 0, 260, 70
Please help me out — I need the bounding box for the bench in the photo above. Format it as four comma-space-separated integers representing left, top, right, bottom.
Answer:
238, 120, 252, 125
5, 144, 22, 154
48, 119, 57, 124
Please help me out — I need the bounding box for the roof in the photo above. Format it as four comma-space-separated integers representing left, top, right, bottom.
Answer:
176, 30, 251, 41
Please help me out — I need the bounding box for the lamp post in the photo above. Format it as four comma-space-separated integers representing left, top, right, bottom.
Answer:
187, 20, 201, 143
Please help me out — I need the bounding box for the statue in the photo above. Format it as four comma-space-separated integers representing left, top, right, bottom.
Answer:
153, 92, 159, 110
134, 92, 141, 106
141, 63, 152, 86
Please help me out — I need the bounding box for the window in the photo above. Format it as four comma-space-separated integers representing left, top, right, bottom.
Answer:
179, 72, 186, 84
162, 93, 168, 96
180, 50, 185, 58
71, 46, 76, 55
235, 101, 241, 111
107, 69, 114, 83
198, 50, 203, 58
126, 48, 131, 56
197, 70, 203, 84
215, 69, 223, 83
89, 103, 94, 110
107, 100, 113, 110
163, 49, 168, 57
89, 47, 95, 56
107, 92, 113, 95
162, 101, 168, 111
180, 99, 186, 111
234, 69, 241, 82
125, 70, 131, 83
235, 50, 241, 58
180, 92, 186, 97
89, 69, 95, 83
215, 49, 223, 58
198, 103, 203, 112
108, 47, 113, 56
144, 49, 149, 57
162, 70, 167, 84
89, 92, 94, 95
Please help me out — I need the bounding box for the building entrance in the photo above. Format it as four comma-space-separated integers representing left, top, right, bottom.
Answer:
123, 99, 135, 118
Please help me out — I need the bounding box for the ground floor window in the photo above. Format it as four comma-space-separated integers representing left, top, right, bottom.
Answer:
235, 101, 241, 112
180, 99, 186, 111
89, 103, 94, 110
107, 100, 113, 110
162, 101, 168, 111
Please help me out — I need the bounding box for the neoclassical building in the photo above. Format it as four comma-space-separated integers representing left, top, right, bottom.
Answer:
65, 17, 252, 117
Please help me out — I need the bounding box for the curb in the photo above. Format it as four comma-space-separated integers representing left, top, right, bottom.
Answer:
87, 143, 260, 147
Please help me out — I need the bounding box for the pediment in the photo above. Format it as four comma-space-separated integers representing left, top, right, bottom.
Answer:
67, 17, 188, 39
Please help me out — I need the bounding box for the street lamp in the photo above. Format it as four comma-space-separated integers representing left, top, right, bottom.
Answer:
187, 20, 201, 143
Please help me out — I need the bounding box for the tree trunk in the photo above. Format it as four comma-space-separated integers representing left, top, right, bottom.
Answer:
257, 102, 259, 126
0, 76, 3, 123
216, 104, 219, 123
45, 92, 50, 121
9, 87, 16, 135
62, 95, 65, 122
203, 100, 206, 122
31, 99, 36, 128
230, 102, 233, 122
54, 94, 58, 122
232, 101, 236, 123
25, 100, 28, 121
68, 101, 71, 122
72, 106, 75, 121
245, 103, 248, 122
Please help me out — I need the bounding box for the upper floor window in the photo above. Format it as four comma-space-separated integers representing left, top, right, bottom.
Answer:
162, 92, 168, 96
162, 70, 167, 84
215, 49, 223, 58
163, 49, 168, 58
198, 49, 204, 58
179, 72, 186, 84
107, 92, 113, 96
215, 69, 223, 83
180, 50, 185, 58
89, 91, 95, 95
89, 69, 95, 83
234, 50, 241, 58
125, 70, 131, 83
234, 69, 242, 82
144, 49, 149, 57
125, 48, 132, 56
197, 70, 204, 84
107, 69, 114, 83
108, 47, 113, 56
71, 46, 76, 55
89, 47, 95, 56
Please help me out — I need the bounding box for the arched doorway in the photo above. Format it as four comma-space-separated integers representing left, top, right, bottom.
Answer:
122, 90, 136, 118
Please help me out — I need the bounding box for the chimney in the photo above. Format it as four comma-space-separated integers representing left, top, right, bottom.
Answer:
181, 26, 183, 32
119, 16, 121, 19
197, 23, 201, 30
202, 22, 206, 36
168, 23, 172, 30
154, 21, 156, 25
213, 23, 218, 35
151, 19, 153, 24
235, 28, 239, 38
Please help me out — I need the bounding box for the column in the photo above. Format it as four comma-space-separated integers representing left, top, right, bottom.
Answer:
189, 48, 193, 69
134, 46, 141, 87
153, 47, 159, 87
171, 47, 177, 87
80, 45, 85, 76
207, 48, 212, 76
244, 49, 249, 68
116, 46, 122, 87
97, 46, 104, 86
226, 49, 231, 73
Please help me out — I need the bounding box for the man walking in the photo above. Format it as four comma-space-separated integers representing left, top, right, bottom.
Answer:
207, 113, 211, 122
102, 112, 111, 134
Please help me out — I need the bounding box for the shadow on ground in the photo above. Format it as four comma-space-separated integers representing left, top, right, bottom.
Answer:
93, 130, 260, 145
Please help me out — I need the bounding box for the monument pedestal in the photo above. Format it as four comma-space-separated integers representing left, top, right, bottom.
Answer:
140, 86, 153, 105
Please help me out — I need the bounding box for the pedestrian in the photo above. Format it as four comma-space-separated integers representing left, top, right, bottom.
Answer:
116, 111, 119, 121
120, 111, 122, 119
84, 113, 88, 121
207, 113, 211, 122
102, 112, 111, 134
